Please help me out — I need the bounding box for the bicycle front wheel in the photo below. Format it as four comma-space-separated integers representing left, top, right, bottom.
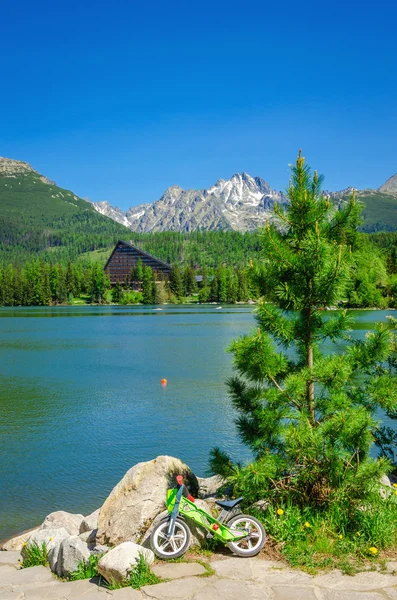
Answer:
150, 517, 191, 559
226, 514, 266, 557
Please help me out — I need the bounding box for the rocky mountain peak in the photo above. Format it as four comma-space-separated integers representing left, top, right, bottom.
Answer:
379, 173, 397, 196
91, 171, 288, 233
0, 157, 36, 177
160, 184, 184, 204
0, 156, 54, 185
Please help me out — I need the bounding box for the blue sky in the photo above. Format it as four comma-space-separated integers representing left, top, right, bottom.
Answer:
1, 0, 396, 210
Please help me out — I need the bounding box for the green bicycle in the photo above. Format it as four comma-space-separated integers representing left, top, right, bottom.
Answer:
150, 475, 266, 559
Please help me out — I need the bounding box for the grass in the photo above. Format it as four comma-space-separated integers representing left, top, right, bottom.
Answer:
21, 542, 48, 568
251, 492, 397, 574
106, 554, 162, 590
196, 559, 215, 577
69, 554, 103, 581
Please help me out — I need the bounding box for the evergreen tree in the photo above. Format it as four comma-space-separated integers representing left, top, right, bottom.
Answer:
218, 267, 228, 303
210, 151, 397, 509
142, 266, 154, 304
90, 263, 109, 304
209, 272, 219, 302
237, 268, 249, 301
132, 259, 144, 285
169, 264, 183, 298
41, 264, 52, 305
183, 266, 197, 296
111, 281, 123, 303
65, 262, 77, 296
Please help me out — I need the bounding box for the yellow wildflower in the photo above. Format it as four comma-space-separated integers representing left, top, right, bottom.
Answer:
49, 537, 53, 541
22, 542, 27, 547
304, 522, 311, 528
339, 534, 343, 540
356, 532, 361, 537
369, 547, 378, 555
277, 508, 284, 516
393, 483, 397, 488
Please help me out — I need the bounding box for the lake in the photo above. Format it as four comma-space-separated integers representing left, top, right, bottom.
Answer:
0, 305, 396, 541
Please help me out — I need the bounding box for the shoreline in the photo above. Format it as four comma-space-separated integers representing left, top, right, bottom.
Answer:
0, 525, 38, 550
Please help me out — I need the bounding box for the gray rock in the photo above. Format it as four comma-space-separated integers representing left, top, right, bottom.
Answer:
1, 528, 40, 552
25, 527, 70, 555
54, 535, 91, 577
97, 541, 154, 585
251, 499, 269, 512
79, 509, 100, 534
89, 543, 110, 556
79, 529, 97, 545
25, 527, 70, 575
197, 475, 225, 498
40, 511, 84, 536
96, 455, 198, 546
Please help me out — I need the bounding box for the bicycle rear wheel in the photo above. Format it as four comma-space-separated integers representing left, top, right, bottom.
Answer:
226, 514, 266, 557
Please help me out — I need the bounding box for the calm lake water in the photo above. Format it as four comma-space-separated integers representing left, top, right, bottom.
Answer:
0, 305, 396, 541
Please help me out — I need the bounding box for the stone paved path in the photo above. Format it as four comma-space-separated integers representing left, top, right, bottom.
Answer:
1, 552, 397, 599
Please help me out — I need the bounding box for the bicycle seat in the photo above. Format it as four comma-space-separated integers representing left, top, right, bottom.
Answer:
215, 497, 244, 510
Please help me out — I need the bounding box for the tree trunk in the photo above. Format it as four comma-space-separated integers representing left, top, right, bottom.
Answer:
305, 306, 315, 425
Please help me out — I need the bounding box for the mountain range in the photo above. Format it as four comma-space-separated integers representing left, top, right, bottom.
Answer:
1, 156, 397, 253
90, 172, 397, 234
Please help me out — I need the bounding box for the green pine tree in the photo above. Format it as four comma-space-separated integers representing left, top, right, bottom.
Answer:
111, 281, 123, 303
142, 266, 154, 304
169, 264, 183, 298
210, 151, 397, 509
183, 266, 197, 296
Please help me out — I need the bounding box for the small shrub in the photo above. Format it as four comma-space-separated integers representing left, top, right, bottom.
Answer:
69, 554, 102, 581
21, 542, 48, 568
251, 492, 397, 572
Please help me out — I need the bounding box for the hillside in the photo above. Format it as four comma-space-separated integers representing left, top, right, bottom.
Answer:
0, 158, 134, 265
356, 189, 397, 232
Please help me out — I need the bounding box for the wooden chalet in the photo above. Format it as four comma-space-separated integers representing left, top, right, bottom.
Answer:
104, 240, 172, 285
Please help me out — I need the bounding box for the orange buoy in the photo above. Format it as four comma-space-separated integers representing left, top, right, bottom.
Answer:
161, 378, 167, 386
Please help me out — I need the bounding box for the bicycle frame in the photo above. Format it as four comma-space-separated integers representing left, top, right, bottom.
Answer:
166, 484, 248, 544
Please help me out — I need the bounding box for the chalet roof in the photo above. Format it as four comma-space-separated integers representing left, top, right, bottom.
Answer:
104, 240, 172, 271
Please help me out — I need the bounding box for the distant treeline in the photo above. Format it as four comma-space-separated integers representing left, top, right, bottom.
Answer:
1, 230, 397, 307
0, 260, 255, 306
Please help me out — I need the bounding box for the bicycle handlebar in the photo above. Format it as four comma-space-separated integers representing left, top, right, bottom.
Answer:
175, 475, 195, 503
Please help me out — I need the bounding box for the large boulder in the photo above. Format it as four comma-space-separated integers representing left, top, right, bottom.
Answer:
40, 511, 84, 535
97, 541, 154, 585
55, 535, 91, 577
1, 527, 40, 551
79, 509, 100, 534
140, 498, 212, 549
23, 527, 70, 573
25, 527, 70, 554
197, 475, 225, 498
96, 455, 198, 546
